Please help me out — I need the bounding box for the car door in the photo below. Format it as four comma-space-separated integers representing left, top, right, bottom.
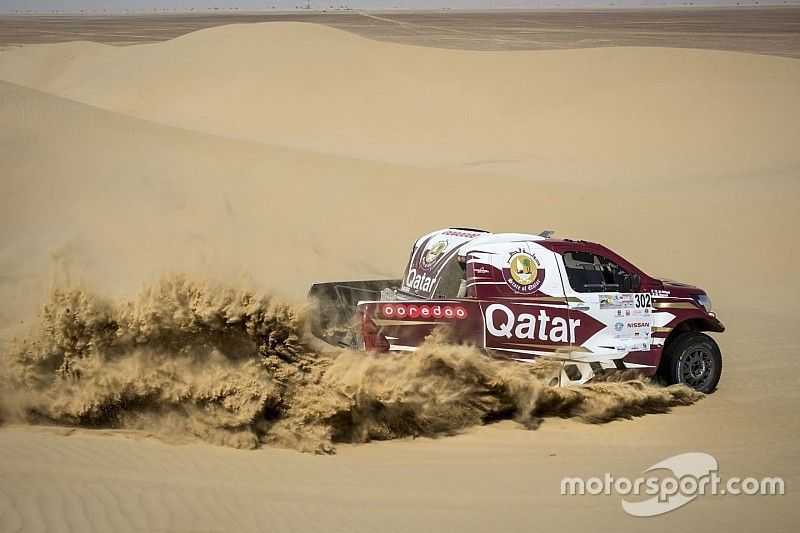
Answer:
481, 241, 574, 360
557, 250, 653, 359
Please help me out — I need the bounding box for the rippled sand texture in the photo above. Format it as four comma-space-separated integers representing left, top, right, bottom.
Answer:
0, 16, 798, 532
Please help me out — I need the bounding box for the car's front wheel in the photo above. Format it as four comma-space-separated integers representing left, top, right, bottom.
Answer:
659, 331, 722, 393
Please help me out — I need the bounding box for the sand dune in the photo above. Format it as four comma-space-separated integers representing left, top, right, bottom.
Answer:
1, 21, 799, 531
0, 23, 798, 184
0, 74, 796, 330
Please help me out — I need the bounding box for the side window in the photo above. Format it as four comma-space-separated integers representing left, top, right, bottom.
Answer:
562, 251, 629, 293
434, 258, 467, 299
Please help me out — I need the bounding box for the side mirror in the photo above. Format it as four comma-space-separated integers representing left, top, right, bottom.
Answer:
623, 273, 641, 292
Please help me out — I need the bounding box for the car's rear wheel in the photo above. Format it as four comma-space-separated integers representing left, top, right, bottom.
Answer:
659, 331, 722, 393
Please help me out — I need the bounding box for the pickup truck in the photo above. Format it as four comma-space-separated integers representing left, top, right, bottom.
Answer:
309, 228, 724, 392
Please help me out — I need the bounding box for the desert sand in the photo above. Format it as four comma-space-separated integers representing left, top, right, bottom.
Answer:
3, 7, 799, 58
0, 18, 799, 531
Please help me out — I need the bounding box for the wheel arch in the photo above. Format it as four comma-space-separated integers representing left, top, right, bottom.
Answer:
658, 317, 724, 373
670, 316, 723, 337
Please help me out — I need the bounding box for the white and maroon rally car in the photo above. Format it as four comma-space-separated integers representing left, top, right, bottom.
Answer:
309, 228, 724, 393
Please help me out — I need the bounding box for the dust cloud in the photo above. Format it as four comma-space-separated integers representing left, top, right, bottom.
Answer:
0, 277, 700, 453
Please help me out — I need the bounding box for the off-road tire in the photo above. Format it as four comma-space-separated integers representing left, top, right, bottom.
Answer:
659, 331, 722, 393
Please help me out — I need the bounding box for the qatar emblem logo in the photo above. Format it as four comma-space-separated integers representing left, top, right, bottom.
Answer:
503, 250, 545, 294
422, 240, 448, 268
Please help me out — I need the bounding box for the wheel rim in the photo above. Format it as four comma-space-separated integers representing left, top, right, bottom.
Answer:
679, 347, 714, 390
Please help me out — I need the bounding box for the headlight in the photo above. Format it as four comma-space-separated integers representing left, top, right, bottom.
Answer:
694, 294, 714, 314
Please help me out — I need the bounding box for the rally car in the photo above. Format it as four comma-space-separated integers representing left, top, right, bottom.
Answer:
309, 228, 723, 393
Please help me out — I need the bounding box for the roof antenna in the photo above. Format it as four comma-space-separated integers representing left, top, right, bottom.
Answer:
538, 230, 555, 238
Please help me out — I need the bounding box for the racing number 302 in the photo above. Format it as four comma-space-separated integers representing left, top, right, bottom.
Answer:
634, 294, 652, 308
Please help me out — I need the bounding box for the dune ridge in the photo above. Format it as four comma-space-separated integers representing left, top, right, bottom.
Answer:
0, 75, 796, 337
0, 22, 798, 184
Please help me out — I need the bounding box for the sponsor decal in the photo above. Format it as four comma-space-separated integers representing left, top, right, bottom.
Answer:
381, 303, 467, 320
616, 307, 648, 318
616, 341, 651, 351
484, 303, 606, 351
600, 294, 635, 309
502, 249, 545, 294
474, 266, 490, 275
613, 315, 652, 348
443, 230, 482, 238
405, 268, 437, 292
602, 294, 652, 310
484, 303, 580, 343
651, 289, 671, 297
421, 239, 448, 268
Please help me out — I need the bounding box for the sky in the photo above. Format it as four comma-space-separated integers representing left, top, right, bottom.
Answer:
0, 0, 789, 13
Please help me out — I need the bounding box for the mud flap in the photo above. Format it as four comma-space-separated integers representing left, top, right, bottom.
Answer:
307, 280, 401, 348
